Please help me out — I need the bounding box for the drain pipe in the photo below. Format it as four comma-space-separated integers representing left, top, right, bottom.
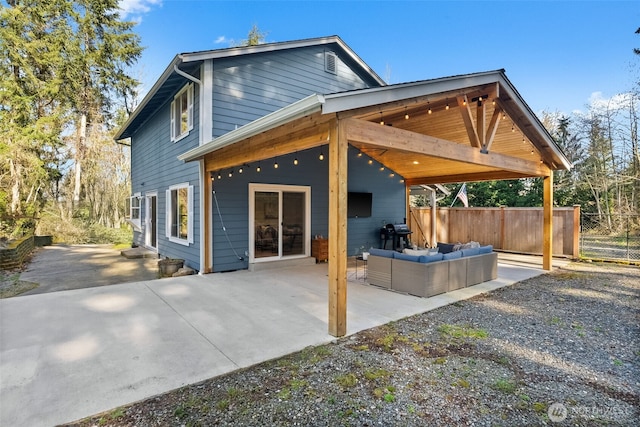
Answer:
174, 63, 206, 273
173, 64, 201, 85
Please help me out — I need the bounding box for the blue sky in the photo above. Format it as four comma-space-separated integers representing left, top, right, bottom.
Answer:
120, 0, 640, 116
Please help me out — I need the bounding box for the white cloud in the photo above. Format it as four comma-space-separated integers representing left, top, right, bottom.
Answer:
214, 36, 228, 45
119, 0, 162, 19
588, 91, 633, 112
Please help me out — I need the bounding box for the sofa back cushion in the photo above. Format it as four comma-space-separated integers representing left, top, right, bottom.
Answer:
418, 253, 444, 263
403, 248, 430, 256
436, 242, 456, 254
442, 250, 463, 260
393, 252, 421, 262
461, 247, 481, 257
478, 245, 493, 254
369, 248, 395, 258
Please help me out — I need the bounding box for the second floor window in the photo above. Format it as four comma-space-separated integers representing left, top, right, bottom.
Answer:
171, 83, 194, 142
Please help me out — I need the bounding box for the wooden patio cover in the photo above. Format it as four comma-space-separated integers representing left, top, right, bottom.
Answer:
181, 70, 571, 337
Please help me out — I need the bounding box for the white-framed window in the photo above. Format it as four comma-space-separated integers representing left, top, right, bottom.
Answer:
170, 83, 194, 142
127, 192, 142, 230
166, 183, 193, 245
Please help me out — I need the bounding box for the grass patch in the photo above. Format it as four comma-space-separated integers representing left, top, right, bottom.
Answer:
491, 378, 517, 394
364, 368, 391, 381
335, 373, 358, 388
438, 324, 488, 340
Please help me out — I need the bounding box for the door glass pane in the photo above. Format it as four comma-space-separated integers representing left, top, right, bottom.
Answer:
254, 191, 279, 258
282, 192, 305, 256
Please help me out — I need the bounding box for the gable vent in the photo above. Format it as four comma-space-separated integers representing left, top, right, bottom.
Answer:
325, 51, 337, 75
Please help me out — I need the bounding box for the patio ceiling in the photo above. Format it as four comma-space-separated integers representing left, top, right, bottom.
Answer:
184, 70, 569, 185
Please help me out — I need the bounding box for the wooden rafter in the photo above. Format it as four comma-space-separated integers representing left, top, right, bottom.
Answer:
483, 104, 502, 153
457, 94, 480, 148
203, 112, 334, 172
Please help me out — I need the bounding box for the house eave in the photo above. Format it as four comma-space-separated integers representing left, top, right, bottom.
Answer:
114, 55, 183, 141
178, 94, 326, 163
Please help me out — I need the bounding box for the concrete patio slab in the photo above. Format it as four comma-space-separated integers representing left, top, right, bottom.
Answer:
18, 244, 159, 295
0, 257, 566, 427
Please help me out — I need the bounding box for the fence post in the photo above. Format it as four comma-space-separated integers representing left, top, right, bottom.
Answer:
499, 205, 506, 250
572, 205, 580, 259
626, 216, 630, 261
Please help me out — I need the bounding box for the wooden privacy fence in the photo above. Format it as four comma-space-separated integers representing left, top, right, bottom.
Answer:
408, 206, 580, 258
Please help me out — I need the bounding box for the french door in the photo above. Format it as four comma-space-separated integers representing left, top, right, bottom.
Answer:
145, 193, 157, 249
249, 184, 310, 262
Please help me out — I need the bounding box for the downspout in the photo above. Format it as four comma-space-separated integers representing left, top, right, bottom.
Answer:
174, 63, 209, 274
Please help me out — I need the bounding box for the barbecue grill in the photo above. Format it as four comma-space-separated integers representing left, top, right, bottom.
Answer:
380, 223, 412, 251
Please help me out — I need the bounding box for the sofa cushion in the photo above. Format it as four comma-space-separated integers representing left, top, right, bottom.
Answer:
442, 250, 462, 260
478, 245, 493, 254
369, 248, 395, 258
394, 252, 421, 262
461, 247, 481, 257
403, 248, 430, 256
418, 253, 444, 263
436, 242, 456, 254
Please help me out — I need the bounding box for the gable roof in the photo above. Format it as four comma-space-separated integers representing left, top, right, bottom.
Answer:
115, 36, 385, 141
179, 69, 571, 174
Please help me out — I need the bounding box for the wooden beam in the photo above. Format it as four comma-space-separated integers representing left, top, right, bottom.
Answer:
484, 104, 502, 153
543, 172, 553, 270
344, 118, 550, 177
328, 119, 348, 337
405, 170, 530, 186
457, 95, 480, 148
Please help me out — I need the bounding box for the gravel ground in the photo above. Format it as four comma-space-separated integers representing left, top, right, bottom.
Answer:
64, 261, 639, 427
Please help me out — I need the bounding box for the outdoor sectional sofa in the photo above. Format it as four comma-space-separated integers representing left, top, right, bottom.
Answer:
366, 243, 497, 298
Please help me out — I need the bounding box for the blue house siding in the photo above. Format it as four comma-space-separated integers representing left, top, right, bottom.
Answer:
212, 46, 374, 137
130, 78, 201, 270
210, 145, 405, 272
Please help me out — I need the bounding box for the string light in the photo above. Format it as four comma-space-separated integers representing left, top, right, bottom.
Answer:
319, 151, 324, 161
228, 170, 233, 178
368, 159, 373, 165
256, 163, 261, 173
274, 158, 279, 168
293, 152, 298, 165
238, 165, 243, 173
217, 172, 222, 180
404, 107, 409, 120
379, 112, 384, 125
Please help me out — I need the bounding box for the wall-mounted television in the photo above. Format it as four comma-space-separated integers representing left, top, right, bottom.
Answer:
348, 192, 372, 218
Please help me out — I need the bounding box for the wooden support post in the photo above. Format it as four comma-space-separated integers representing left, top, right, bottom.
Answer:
328, 120, 348, 337
204, 166, 213, 273
430, 190, 437, 248
543, 173, 553, 270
